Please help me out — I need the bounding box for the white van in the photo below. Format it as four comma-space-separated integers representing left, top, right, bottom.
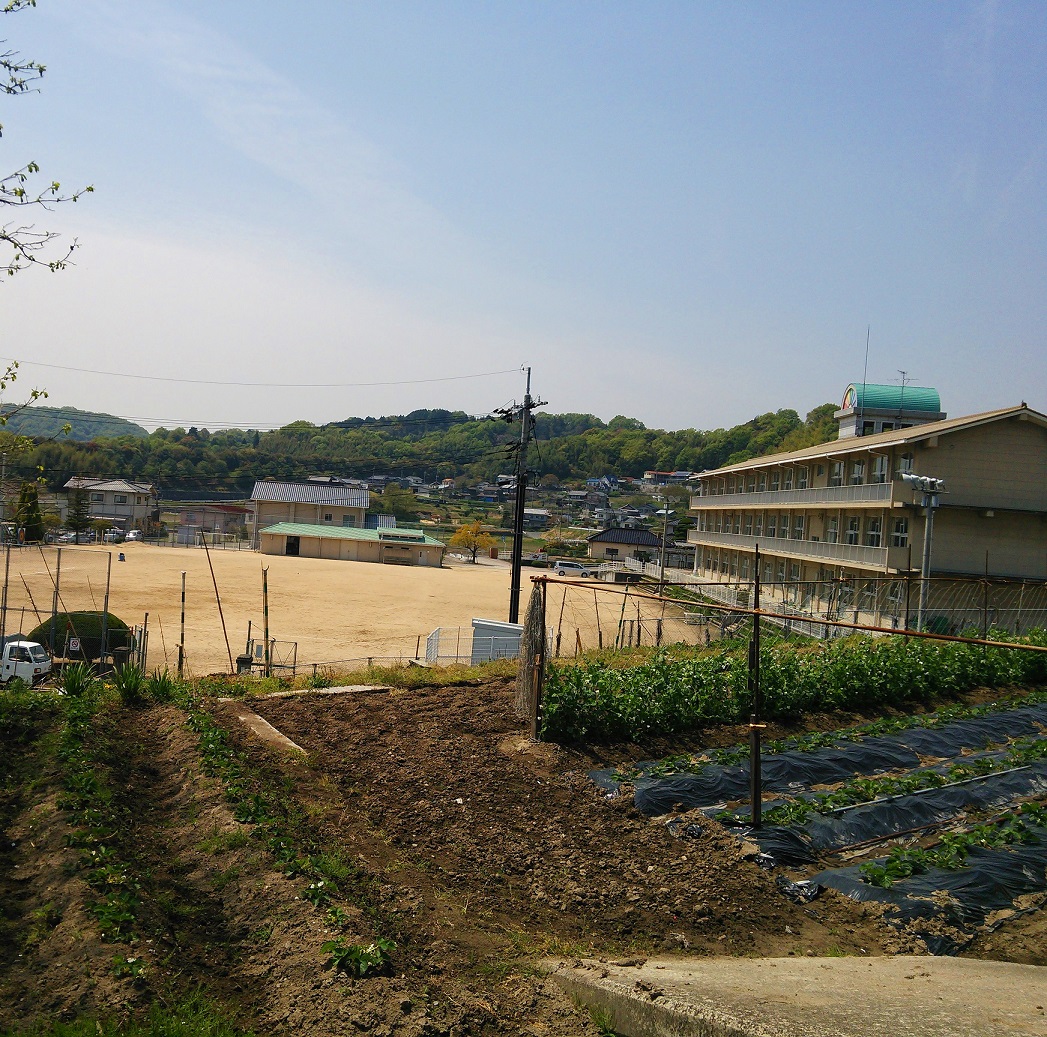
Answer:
553, 560, 593, 577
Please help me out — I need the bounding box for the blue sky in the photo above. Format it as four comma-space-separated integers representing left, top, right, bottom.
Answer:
3, 0, 1045, 433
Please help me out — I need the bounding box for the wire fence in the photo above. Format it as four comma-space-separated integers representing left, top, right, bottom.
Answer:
0, 544, 113, 643
518, 571, 1047, 744
592, 560, 1047, 641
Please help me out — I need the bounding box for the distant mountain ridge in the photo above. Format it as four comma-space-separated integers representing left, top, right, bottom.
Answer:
0, 405, 148, 441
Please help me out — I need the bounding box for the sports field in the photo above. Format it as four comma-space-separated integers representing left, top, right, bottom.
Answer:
1, 543, 514, 676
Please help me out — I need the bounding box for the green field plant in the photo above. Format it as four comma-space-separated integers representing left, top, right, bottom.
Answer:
541, 630, 1047, 742
861, 802, 1047, 888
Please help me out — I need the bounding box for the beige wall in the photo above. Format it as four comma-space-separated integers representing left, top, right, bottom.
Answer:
911, 417, 1047, 511
254, 501, 367, 530
589, 542, 658, 562
926, 509, 1047, 579
259, 532, 444, 567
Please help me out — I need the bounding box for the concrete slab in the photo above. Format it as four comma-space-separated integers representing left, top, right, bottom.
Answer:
221, 701, 306, 753
548, 955, 1047, 1037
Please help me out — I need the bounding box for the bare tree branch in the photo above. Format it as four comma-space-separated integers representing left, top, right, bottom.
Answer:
2, 0, 92, 279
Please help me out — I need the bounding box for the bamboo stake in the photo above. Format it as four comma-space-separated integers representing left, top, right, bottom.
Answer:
202, 534, 234, 672
19, 575, 42, 624
177, 571, 186, 678
262, 567, 271, 678
555, 587, 567, 657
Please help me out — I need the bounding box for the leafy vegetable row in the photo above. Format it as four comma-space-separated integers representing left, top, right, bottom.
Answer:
541, 630, 1047, 742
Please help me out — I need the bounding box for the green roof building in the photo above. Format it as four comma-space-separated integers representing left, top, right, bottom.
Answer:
835, 382, 945, 438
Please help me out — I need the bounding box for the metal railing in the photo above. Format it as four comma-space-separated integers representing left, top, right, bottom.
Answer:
690, 481, 894, 509
687, 530, 904, 570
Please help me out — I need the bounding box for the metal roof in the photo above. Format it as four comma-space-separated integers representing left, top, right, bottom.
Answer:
839, 383, 941, 414
259, 522, 444, 546
64, 477, 156, 493
251, 480, 369, 508
698, 404, 1047, 479
587, 528, 662, 546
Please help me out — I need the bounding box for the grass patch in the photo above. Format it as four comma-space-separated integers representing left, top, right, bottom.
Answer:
198, 826, 251, 855
0, 992, 255, 1036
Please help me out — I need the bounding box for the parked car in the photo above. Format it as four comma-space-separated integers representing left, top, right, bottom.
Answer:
553, 560, 592, 577
125, 530, 142, 541
102, 529, 124, 543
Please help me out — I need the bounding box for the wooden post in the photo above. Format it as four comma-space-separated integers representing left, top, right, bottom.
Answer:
49, 548, 62, 659
531, 579, 548, 740
748, 545, 763, 828
99, 552, 112, 670
177, 570, 186, 678
262, 567, 271, 678
615, 588, 629, 649
0, 545, 9, 646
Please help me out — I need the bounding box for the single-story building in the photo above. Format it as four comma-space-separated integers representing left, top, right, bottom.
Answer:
587, 527, 663, 563
258, 522, 445, 566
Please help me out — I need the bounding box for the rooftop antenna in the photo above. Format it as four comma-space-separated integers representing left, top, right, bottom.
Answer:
897, 369, 913, 422
858, 326, 871, 435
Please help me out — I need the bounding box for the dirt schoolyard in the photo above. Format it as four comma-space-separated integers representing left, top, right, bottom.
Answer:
4, 543, 517, 675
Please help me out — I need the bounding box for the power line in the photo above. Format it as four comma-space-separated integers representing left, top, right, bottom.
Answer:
0, 357, 523, 389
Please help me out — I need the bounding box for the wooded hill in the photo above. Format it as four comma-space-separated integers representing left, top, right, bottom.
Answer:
12, 403, 839, 497
0, 405, 148, 441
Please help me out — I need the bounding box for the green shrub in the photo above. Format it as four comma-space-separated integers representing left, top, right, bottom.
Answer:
28, 612, 131, 663
113, 664, 146, 707
59, 662, 96, 699
146, 667, 177, 702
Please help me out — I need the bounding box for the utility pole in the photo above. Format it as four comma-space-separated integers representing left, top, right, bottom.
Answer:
901, 472, 944, 631
0, 452, 6, 545
494, 368, 545, 625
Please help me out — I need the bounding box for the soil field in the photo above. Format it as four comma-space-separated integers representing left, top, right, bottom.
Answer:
9, 676, 1020, 1037
1, 544, 518, 675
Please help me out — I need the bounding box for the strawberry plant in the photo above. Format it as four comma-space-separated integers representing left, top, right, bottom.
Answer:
321, 936, 395, 976
861, 802, 1047, 888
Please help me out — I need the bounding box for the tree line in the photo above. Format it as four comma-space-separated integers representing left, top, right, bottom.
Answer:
5, 403, 839, 498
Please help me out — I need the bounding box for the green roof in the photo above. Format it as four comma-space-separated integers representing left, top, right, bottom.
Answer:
841, 383, 941, 414
260, 522, 445, 547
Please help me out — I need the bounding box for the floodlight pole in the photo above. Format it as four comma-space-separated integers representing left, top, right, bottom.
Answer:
901, 473, 944, 631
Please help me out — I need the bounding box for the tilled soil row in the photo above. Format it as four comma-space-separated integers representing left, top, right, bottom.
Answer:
245, 680, 906, 962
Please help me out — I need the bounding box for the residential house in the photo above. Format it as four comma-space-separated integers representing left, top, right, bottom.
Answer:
64, 478, 158, 532
588, 528, 663, 564
522, 508, 552, 530
687, 389, 1047, 627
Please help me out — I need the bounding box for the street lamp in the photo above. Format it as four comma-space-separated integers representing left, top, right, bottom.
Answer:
901, 472, 944, 631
